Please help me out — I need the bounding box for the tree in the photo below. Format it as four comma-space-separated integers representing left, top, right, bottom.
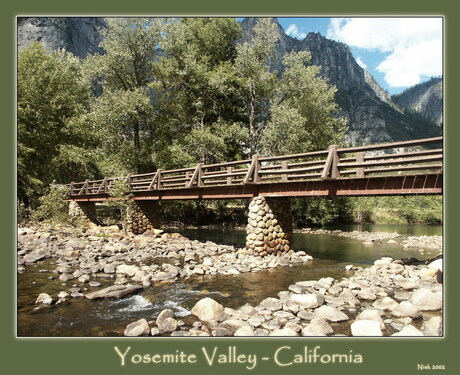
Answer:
261, 51, 348, 155
18, 42, 96, 209
234, 18, 278, 155
84, 18, 163, 173
152, 18, 247, 167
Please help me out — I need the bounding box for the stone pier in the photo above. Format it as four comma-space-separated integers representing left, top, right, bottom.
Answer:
68, 201, 98, 223
245, 196, 292, 256
125, 200, 160, 234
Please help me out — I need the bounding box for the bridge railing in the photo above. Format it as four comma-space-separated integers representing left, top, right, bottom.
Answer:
66, 136, 442, 197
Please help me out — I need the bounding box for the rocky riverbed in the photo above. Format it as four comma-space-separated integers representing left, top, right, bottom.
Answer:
18, 224, 312, 304
296, 228, 442, 253
18, 224, 442, 337
124, 256, 443, 337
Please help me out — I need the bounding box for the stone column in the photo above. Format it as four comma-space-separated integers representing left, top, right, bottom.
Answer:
125, 200, 160, 234
68, 201, 98, 224
245, 196, 292, 256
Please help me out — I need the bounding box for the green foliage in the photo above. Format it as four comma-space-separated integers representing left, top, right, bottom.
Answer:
262, 51, 347, 155
84, 18, 163, 173
18, 42, 99, 209
348, 196, 442, 225
235, 18, 278, 154
292, 197, 354, 227
32, 183, 70, 223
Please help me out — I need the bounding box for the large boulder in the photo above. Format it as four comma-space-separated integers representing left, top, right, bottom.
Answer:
124, 318, 150, 336
351, 320, 383, 336
158, 317, 178, 334
409, 289, 442, 311
313, 305, 349, 322
392, 325, 424, 336
191, 298, 225, 322
85, 284, 143, 300
392, 301, 421, 319
290, 293, 322, 308
116, 264, 140, 277
156, 309, 174, 326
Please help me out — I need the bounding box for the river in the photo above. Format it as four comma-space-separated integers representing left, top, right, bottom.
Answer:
17, 224, 441, 337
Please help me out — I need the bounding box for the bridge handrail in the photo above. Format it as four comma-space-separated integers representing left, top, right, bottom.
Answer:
65, 136, 443, 197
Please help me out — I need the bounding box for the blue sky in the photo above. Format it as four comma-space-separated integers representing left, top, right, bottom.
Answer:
254, 17, 443, 95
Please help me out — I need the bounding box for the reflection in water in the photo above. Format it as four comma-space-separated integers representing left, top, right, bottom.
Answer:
17, 225, 441, 337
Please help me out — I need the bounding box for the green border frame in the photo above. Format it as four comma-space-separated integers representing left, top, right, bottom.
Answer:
2, 1, 458, 374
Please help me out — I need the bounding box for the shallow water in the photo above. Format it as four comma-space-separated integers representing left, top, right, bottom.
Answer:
17, 225, 441, 337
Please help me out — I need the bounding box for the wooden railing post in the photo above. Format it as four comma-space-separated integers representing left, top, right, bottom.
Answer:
197, 163, 203, 187
126, 174, 132, 192
227, 166, 233, 185
157, 169, 163, 189
185, 171, 191, 188
281, 161, 288, 182
356, 152, 365, 178
244, 155, 260, 184
69, 182, 74, 196
321, 145, 339, 179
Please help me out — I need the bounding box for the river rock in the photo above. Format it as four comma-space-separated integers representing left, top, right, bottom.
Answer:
248, 316, 265, 327
220, 319, 250, 332
158, 317, 177, 333
392, 325, 424, 336
214, 327, 232, 336
392, 301, 421, 319
191, 298, 225, 322
373, 297, 399, 311
351, 320, 383, 336
423, 316, 442, 336
269, 328, 298, 336
409, 289, 442, 311
262, 319, 282, 330
156, 309, 174, 326
234, 325, 255, 336
124, 318, 150, 336
35, 293, 53, 305
170, 331, 191, 337
303, 318, 334, 336
355, 309, 385, 329
313, 305, 349, 322
259, 297, 283, 311
290, 293, 322, 308
357, 289, 377, 301
85, 284, 143, 300
116, 264, 139, 277
428, 259, 442, 272
23, 251, 46, 263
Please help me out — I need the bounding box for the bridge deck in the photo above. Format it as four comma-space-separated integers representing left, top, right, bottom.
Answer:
66, 136, 443, 201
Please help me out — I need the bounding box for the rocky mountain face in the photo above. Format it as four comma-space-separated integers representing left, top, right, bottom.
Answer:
240, 18, 442, 146
17, 17, 105, 58
17, 17, 442, 146
392, 78, 443, 127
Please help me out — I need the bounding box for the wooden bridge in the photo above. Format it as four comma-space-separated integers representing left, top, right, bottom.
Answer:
66, 136, 443, 202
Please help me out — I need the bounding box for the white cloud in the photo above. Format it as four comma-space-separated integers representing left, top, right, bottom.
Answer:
286, 24, 307, 40
356, 57, 367, 69
327, 18, 442, 87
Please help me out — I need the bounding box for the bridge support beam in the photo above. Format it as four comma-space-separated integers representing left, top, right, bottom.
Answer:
125, 200, 160, 234
246, 196, 292, 256
68, 201, 98, 224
